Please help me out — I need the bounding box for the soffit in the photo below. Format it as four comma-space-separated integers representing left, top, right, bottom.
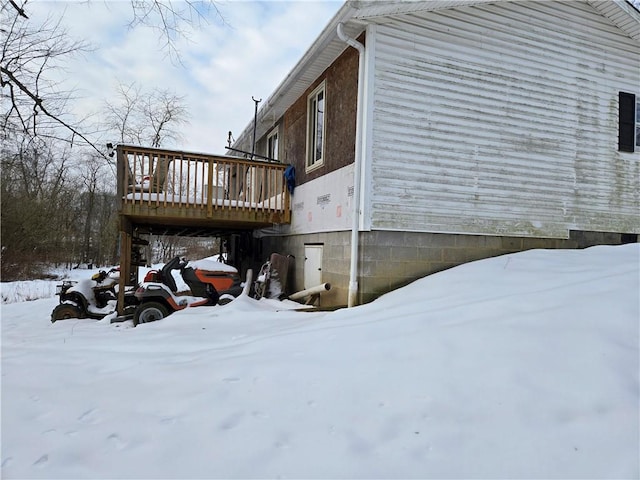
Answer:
588, 0, 640, 42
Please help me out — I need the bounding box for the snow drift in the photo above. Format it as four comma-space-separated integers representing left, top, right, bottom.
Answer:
1, 244, 638, 479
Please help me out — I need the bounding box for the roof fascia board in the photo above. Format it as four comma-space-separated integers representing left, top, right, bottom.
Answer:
350, 0, 502, 20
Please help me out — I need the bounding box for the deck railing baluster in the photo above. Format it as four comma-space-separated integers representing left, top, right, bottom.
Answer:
117, 145, 289, 224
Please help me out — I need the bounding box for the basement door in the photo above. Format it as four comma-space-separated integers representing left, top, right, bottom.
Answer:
304, 245, 323, 289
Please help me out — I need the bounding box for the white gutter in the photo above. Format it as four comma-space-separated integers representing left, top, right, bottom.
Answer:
337, 22, 365, 308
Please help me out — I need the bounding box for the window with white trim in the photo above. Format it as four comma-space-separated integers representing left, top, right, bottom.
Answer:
306, 81, 326, 171
618, 91, 639, 152
267, 127, 279, 161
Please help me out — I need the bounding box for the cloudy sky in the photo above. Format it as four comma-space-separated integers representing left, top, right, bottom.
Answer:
26, 1, 343, 154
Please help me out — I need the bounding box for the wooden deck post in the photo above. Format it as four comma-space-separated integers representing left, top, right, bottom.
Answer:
117, 217, 133, 317
116, 145, 125, 211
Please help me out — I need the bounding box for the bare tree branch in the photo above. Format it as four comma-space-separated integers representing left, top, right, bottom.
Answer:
1, 64, 102, 155
2, 0, 222, 156
8, 0, 28, 19
102, 81, 188, 148
127, 0, 226, 63
0, 4, 106, 154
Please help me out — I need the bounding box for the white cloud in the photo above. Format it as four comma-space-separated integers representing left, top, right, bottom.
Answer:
25, 0, 342, 153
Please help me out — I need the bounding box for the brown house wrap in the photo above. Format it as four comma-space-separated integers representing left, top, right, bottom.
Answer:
283, 37, 361, 185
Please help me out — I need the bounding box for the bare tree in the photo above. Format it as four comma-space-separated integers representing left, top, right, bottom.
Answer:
2, 0, 222, 150
78, 154, 102, 263
1, 2, 95, 148
1, 0, 223, 277
144, 89, 188, 147
103, 82, 187, 148
0, 136, 79, 278
152, 235, 218, 264
102, 83, 142, 145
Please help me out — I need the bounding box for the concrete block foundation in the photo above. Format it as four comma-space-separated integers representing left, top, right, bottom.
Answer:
260, 230, 637, 308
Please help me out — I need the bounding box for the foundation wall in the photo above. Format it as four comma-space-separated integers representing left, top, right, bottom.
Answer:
261, 230, 637, 307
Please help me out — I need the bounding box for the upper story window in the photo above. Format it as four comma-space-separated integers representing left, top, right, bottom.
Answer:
306, 81, 326, 171
267, 127, 279, 162
618, 91, 639, 152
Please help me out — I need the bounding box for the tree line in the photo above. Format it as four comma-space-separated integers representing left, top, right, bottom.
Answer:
1, 138, 119, 279
1, 0, 222, 281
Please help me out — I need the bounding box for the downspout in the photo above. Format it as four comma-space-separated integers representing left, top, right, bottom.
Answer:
337, 22, 365, 308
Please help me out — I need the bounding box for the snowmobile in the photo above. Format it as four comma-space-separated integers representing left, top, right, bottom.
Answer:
51, 268, 138, 322
133, 256, 243, 326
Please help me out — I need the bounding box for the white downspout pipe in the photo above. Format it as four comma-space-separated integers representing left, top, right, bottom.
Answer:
337, 23, 365, 308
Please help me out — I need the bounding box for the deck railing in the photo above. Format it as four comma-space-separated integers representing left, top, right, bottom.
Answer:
116, 145, 290, 222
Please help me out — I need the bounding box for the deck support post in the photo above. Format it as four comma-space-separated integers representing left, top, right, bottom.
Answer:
117, 217, 133, 316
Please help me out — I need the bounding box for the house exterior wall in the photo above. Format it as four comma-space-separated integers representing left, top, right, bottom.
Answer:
253, 1, 639, 308
281, 40, 360, 184
368, 0, 640, 238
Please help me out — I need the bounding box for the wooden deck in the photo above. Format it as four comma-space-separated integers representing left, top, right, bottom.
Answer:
117, 145, 291, 235
115, 145, 291, 312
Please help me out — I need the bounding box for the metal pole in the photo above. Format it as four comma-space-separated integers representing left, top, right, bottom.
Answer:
251, 96, 262, 160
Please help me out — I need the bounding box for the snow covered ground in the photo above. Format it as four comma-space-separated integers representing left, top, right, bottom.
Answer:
1, 244, 639, 479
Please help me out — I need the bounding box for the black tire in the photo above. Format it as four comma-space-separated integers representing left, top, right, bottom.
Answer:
218, 294, 235, 305
51, 304, 84, 323
133, 302, 170, 326
122, 304, 138, 317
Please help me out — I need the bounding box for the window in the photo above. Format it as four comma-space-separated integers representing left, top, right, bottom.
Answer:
618, 91, 639, 152
267, 127, 279, 161
306, 82, 326, 171
637, 97, 640, 149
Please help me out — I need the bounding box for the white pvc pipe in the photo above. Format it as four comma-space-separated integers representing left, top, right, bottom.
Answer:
288, 283, 331, 301
241, 269, 253, 297
337, 23, 365, 308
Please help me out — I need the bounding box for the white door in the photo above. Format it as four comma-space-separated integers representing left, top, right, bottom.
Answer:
304, 245, 323, 289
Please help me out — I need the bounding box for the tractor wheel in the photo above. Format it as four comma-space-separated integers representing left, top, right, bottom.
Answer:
218, 294, 235, 305
133, 302, 170, 326
122, 304, 138, 318
51, 304, 84, 323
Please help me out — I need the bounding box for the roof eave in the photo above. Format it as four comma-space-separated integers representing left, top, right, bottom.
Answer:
232, 0, 640, 151
233, 2, 363, 148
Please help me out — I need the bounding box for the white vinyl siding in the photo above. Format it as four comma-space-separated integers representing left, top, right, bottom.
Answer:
368, 1, 640, 237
